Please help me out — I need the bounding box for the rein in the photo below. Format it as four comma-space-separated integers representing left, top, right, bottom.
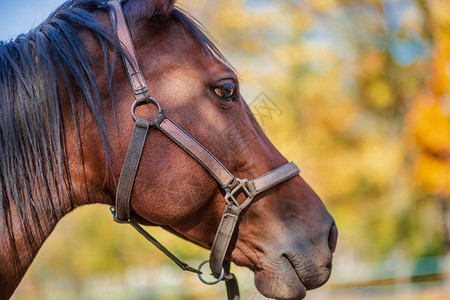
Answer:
107, 1, 300, 298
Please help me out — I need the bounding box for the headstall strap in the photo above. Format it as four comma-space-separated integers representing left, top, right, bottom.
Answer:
106, 0, 300, 299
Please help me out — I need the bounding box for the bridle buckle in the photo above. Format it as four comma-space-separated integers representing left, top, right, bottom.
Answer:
225, 178, 254, 210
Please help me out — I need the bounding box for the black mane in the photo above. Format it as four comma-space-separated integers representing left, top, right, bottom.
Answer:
0, 0, 228, 270
0, 0, 121, 269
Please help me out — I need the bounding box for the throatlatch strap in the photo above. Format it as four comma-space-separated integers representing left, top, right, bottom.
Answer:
115, 119, 150, 222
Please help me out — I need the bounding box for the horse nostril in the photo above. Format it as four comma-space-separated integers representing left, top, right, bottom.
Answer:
328, 223, 338, 253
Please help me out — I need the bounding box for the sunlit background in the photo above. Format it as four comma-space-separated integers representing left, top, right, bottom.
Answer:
2, 0, 450, 299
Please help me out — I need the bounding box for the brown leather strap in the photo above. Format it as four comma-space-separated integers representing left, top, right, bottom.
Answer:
115, 119, 150, 222
156, 116, 235, 187
108, 0, 149, 98
225, 277, 240, 300
223, 261, 240, 300
209, 205, 241, 278
209, 162, 300, 277
248, 162, 299, 196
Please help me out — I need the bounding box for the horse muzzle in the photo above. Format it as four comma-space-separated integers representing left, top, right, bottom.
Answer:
252, 220, 337, 299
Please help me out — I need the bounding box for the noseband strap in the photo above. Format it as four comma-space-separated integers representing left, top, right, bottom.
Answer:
107, 1, 300, 298
209, 163, 299, 278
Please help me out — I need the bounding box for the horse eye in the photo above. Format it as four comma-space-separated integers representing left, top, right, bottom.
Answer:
214, 83, 235, 100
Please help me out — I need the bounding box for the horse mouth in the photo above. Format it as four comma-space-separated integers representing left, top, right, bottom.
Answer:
254, 255, 307, 300
253, 253, 331, 300
282, 253, 307, 286
282, 254, 308, 299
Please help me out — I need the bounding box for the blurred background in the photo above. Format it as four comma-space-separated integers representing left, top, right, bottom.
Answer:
2, 0, 450, 299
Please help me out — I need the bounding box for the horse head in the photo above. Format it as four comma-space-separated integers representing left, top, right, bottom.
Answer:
0, 0, 337, 299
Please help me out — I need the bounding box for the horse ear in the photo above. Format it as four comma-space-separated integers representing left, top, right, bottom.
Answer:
123, 0, 176, 22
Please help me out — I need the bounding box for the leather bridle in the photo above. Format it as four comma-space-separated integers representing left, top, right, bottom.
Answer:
106, 1, 300, 299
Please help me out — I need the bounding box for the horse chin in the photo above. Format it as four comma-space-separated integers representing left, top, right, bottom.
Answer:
253, 254, 331, 300
254, 266, 307, 300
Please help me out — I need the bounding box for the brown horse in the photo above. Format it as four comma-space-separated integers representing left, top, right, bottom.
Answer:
0, 0, 337, 299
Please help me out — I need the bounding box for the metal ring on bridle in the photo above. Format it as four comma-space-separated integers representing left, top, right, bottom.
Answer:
131, 96, 162, 125
197, 260, 225, 285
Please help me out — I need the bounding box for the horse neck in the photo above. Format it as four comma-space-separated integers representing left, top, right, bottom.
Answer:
0, 197, 67, 299
0, 98, 106, 298
0, 41, 109, 300
0, 4, 125, 295
0, 108, 114, 300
